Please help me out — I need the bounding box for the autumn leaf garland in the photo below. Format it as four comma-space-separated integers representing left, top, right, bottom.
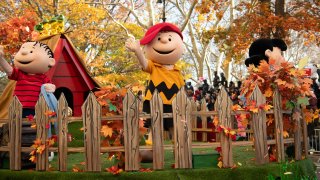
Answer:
241, 60, 312, 109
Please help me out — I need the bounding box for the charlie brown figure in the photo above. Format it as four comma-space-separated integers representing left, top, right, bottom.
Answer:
125, 22, 185, 139
0, 42, 56, 117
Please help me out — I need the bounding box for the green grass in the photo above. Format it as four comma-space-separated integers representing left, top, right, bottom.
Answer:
0, 159, 316, 180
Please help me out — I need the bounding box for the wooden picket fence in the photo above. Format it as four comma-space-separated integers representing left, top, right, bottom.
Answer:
0, 86, 308, 171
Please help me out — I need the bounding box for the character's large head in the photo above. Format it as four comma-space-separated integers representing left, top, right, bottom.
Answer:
140, 23, 184, 65
14, 41, 55, 74
245, 38, 287, 67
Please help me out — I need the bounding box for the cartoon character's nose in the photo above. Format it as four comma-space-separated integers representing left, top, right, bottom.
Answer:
20, 50, 29, 55
159, 37, 169, 43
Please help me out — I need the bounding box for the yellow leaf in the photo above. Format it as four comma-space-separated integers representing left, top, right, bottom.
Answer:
213, 116, 219, 127
145, 139, 152, 146
283, 131, 289, 138
217, 161, 223, 168
31, 124, 37, 129
232, 104, 242, 111
36, 145, 46, 154
230, 130, 236, 135
29, 155, 36, 163
47, 138, 55, 146
101, 125, 113, 137
250, 107, 259, 113
263, 104, 273, 111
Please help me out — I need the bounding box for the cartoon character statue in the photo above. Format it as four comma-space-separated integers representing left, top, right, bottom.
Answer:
0, 42, 56, 117
125, 22, 185, 137
0, 42, 56, 168
244, 38, 287, 67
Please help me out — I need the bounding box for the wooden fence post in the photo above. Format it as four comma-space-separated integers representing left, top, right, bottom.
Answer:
123, 90, 140, 171
82, 92, 101, 172
172, 88, 192, 168
191, 101, 197, 141
273, 89, 285, 162
57, 93, 69, 171
35, 95, 50, 171
250, 86, 269, 165
215, 87, 233, 168
9, 96, 22, 170
200, 99, 207, 142
150, 91, 164, 170
293, 106, 302, 160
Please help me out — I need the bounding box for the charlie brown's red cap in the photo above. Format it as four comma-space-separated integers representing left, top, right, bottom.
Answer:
140, 22, 183, 45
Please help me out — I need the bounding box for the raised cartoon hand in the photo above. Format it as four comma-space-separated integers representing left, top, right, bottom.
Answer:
125, 35, 141, 53
44, 83, 56, 93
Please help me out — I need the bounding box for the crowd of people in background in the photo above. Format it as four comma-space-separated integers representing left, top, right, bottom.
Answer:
185, 71, 242, 111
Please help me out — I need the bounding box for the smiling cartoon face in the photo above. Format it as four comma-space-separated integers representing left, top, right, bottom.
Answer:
144, 31, 184, 65
14, 42, 55, 74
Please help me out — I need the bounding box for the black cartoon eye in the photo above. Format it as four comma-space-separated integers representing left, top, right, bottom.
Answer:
30, 51, 33, 53
168, 38, 171, 41
158, 37, 161, 41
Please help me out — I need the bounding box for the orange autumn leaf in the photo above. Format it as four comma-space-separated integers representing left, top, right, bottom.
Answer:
249, 107, 259, 113
36, 144, 46, 154
31, 124, 37, 129
33, 139, 42, 146
283, 131, 289, 138
266, 117, 273, 126
303, 110, 314, 124
29, 155, 36, 163
101, 125, 113, 137
47, 138, 55, 146
106, 166, 123, 175
44, 110, 56, 116
229, 130, 236, 135
264, 88, 273, 97
263, 104, 273, 111
232, 104, 243, 111
213, 116, 219, 126
275, 79, 286, 86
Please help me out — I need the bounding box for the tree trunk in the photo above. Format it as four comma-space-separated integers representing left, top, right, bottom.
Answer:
274, 0, 286, 39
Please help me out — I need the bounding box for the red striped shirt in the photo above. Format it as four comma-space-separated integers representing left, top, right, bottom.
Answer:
8, 68, 51, 109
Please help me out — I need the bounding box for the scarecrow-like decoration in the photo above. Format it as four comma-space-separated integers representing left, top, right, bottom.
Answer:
0, 42, 56, 117
244, 38, 287, 67
125, 22, 185, 136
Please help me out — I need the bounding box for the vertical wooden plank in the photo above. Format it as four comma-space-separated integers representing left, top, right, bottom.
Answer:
293, 106, 302, 160
200, 99, 207, 142
35, 95, 50, 171
172, 87, 192, 169
57, 93, 68, 171
9, 96, 22, 170
250, 86, 269, 165
214, 88, 233, 168
82, 92, 101, 172
301, 109, 308, 157
123, 90, 140, 171
191, 101, 197, 141
150, 91, 164, 170
273, 89, 285, 162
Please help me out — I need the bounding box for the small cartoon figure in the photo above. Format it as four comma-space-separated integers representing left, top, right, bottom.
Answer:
0, 42, 56, 117
244, 38, 287, 67
125, 22, 185, 137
